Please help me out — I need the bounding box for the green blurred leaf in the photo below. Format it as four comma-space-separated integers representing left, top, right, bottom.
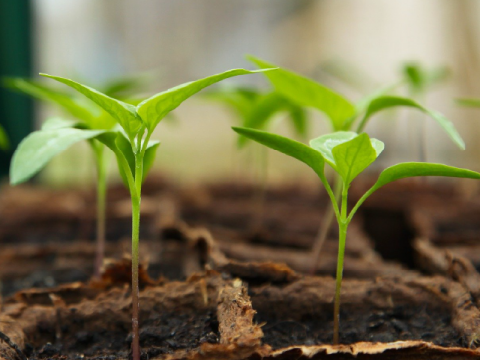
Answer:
203, 87, 261, 120
10, 128, 104, 185
40, 73, 143, 138
247, 55, 355, 131
137, 68, 274, 132
4, 78, 97, 125
232, 126, 325, 179
41, 117, 79, 130
456, 98, 480, 108
0, 125, 9, 151
358, 96, 465, 150
371, 162, 480, 193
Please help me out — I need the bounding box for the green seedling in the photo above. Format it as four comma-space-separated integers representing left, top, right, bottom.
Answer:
233, 126, 480, 344
6, 77, 121, 278
247, 56, 464, 273
205, 86, 308, 226
402, 62, 451, 161
20, 68, 273, 360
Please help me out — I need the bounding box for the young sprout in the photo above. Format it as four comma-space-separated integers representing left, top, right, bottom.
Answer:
5, 77, 122, 278
25, 67, 273, 360
246, 56, 465, 273
205, 86, 308, 227
402, 62, 451, 161
232, 126, 480, 344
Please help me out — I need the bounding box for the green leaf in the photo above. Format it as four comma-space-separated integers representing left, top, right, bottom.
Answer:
310, 132, 383, 183
0, 125, 9, 151
41, 117, 79, 130
40, 74, 143, 138
237, 92, 288, 148
99, 131, 159, 187
370, 162, 480, 193
331, 133, 383, 184
287, 102, 308, 138
247, 55, 355, 131
358, 96, 465, 150
4, 78, 97, 125
456, 98, 480, 108
232, 126, 325, 179
137, 68, 274, 132
10, 127, 104, 185
203, 87, 261, 120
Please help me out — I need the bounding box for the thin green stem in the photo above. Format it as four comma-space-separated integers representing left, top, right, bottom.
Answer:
93, 144, 107, 278
310, 174, 342, 274
333, 182, 349, 345
318, 173, 341, 221
347, 186, 376, 224
130, 134, 144, 360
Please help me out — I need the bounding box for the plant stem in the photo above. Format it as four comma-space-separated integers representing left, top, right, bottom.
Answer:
94, 145, 107, 278
311, 175, 342, 274
333, 183, 348, 345
130, 146, 144, 360
253, 145, 268, 229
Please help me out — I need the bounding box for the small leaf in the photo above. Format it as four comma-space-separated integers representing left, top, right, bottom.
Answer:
456, 98, 480, 108
310, 132, 383, 183
332, 133, 383, 184
0, 125, 9, 151
358, 96, 465, 150
247, 55, 356, 131
10, 128, 104, 185
4, 77, 97, 125
40, 74, 143, 138
203, 87, 260, 120
41, 117, 79, 130
232, 126, 325, 179
309, 131, 357, 168
137, 68, 274, 132
371, 162, 480, 193
100, 131, 159, 187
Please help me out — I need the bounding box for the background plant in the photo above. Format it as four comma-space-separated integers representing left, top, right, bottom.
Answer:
233, 126, 480, 344
29, 67, 272, 360
5, 75, 149, 278
205, 86, 308, 227
247, 56, 465, 272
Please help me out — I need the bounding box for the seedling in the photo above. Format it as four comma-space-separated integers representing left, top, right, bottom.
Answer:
232, 126, 480, 344
247, 56, 465, 272
205, 86, 308, 226
6, 77, 122, 278
402, 62, 451, 161
16, 68, 272, 360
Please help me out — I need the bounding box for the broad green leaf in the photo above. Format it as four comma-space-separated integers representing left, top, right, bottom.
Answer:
232, 126, 325, 179
0, 125, 9, 151
247, 55, 356, 131
40, 74, 143, 138
309, 131, 357, 168
456, 98, 480, 108
41, 117, 79, 130
358, 96, 465, 150
10, 128, 104, 185
137, 68, 274, 132
4, 78, 97, 125
370, 162, 480, 193
331, 133, 383, 184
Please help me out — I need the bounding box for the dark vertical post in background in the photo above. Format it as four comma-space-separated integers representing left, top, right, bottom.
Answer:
0, 0, 33, 177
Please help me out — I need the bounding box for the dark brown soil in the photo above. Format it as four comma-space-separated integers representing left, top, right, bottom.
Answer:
258, 305, 459, 349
